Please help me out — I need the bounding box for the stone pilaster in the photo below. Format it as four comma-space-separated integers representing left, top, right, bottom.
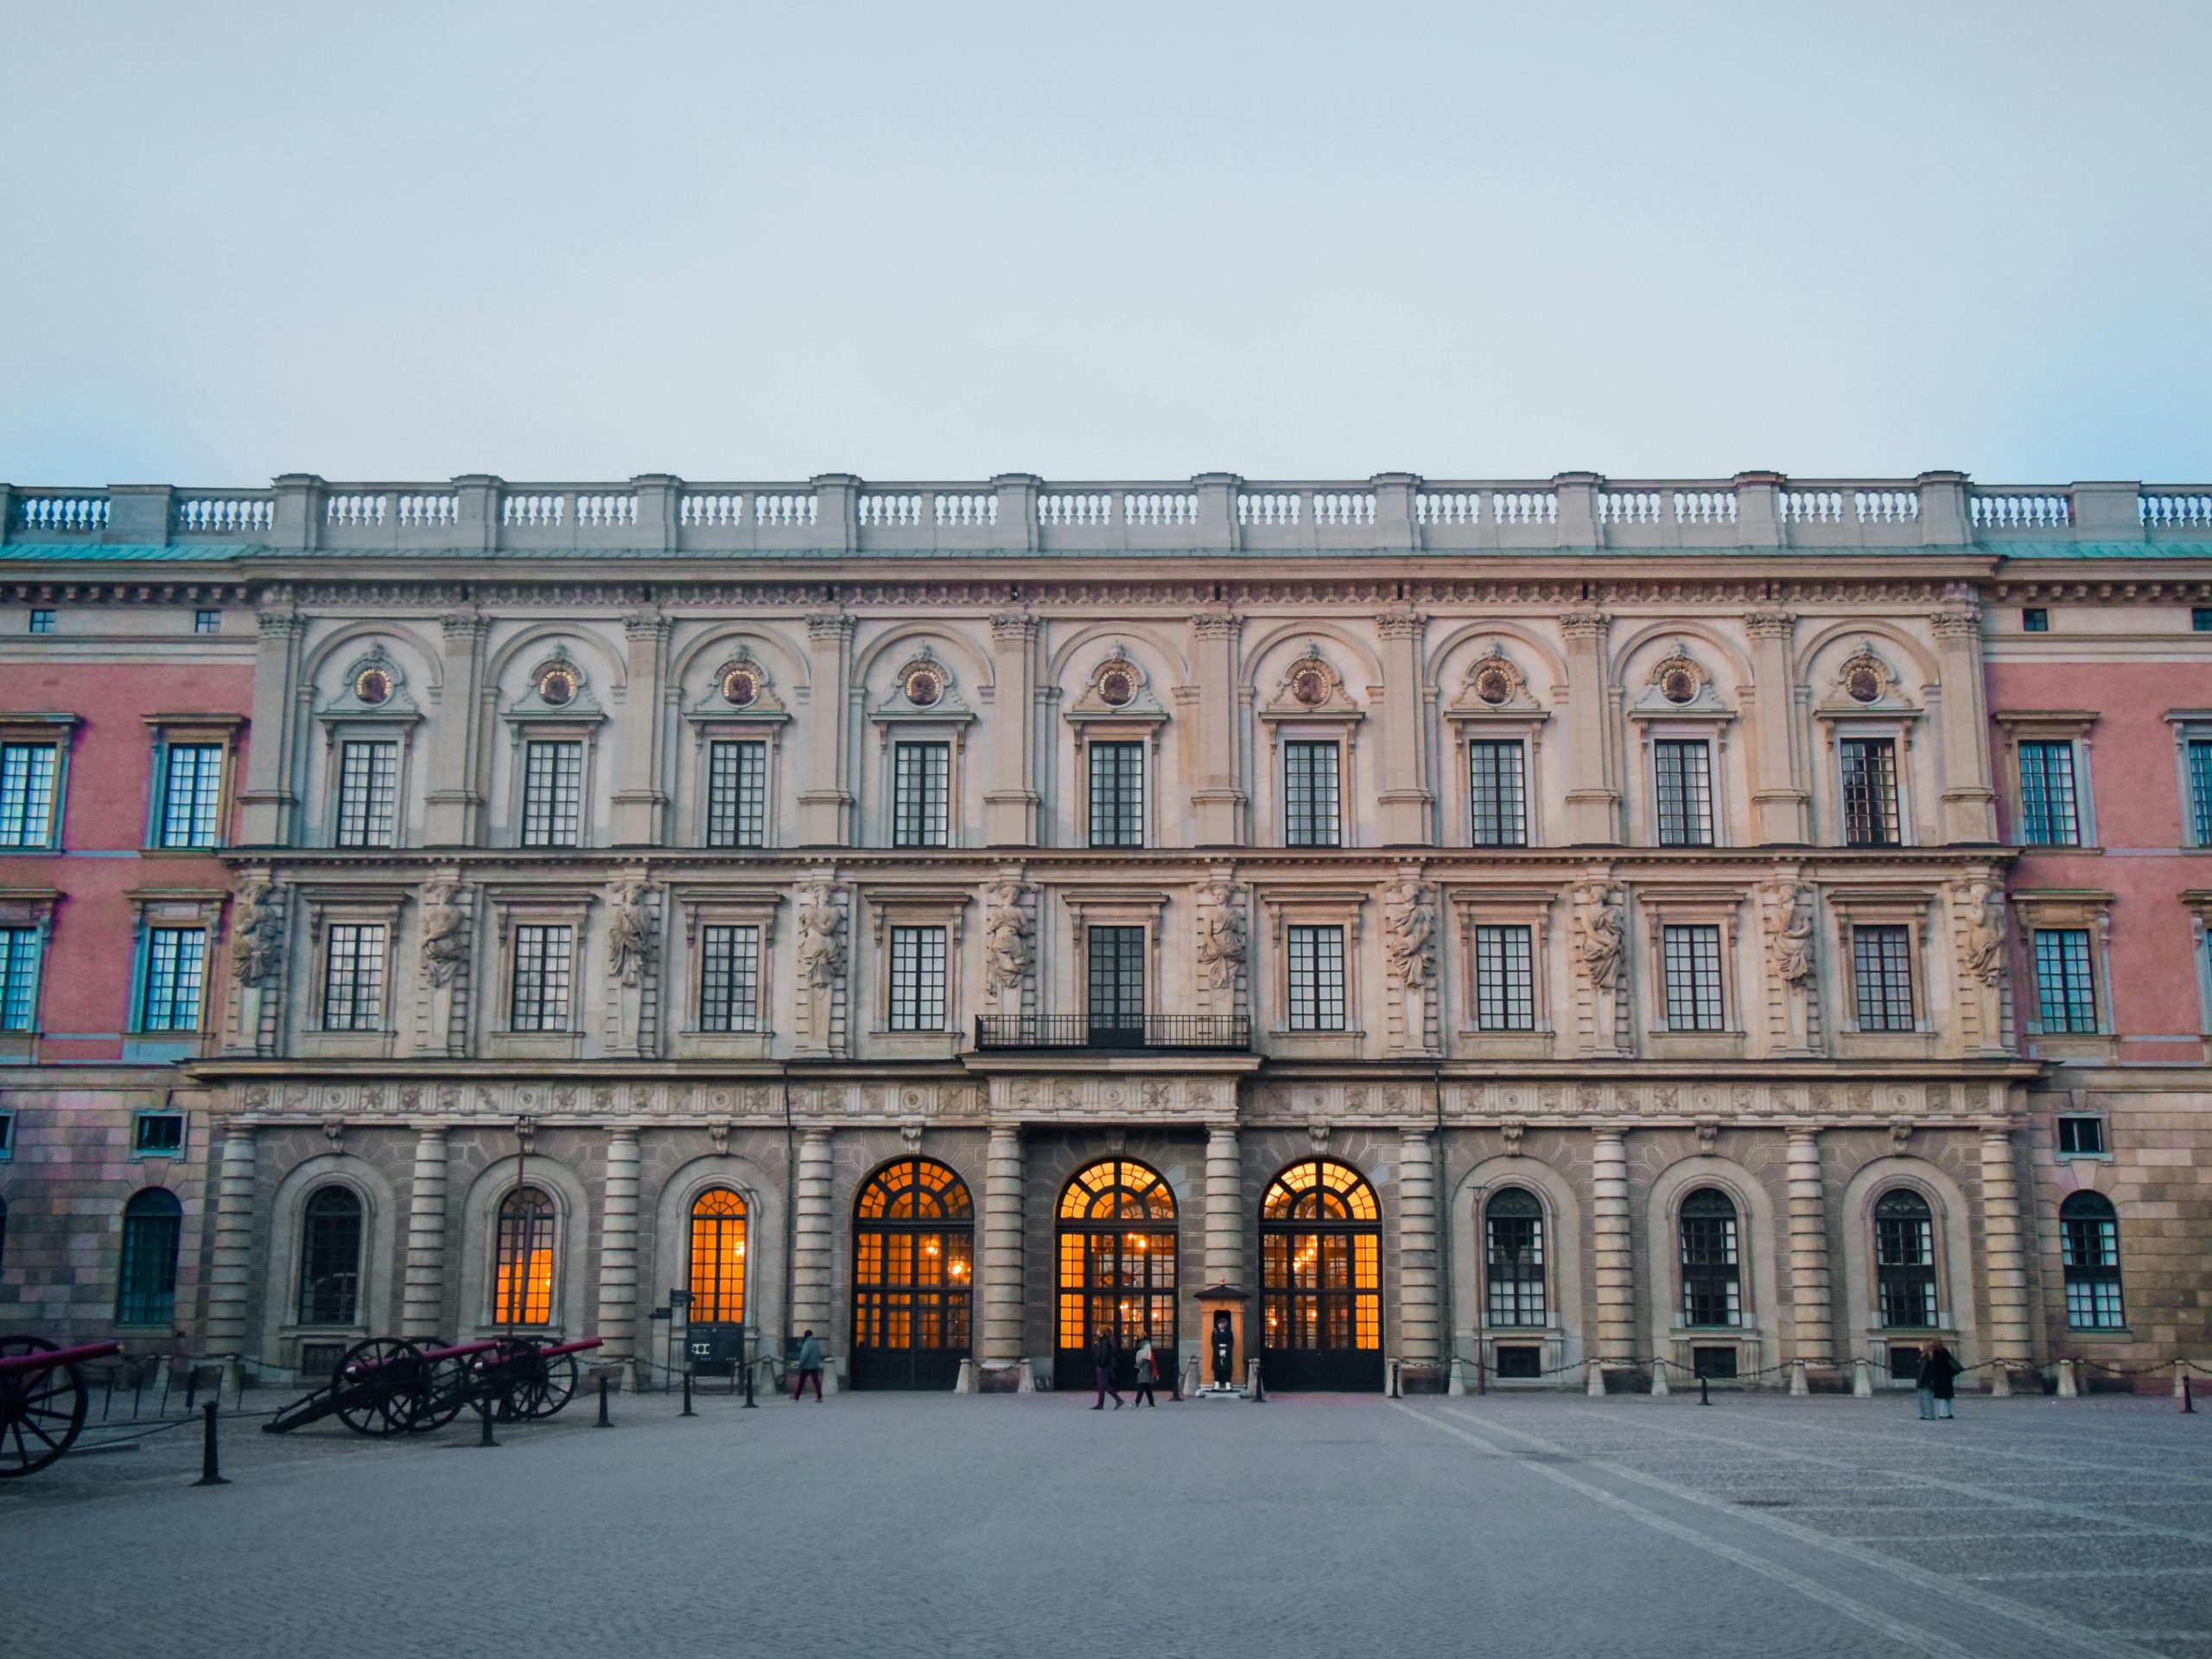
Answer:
202, 1127, 258, 1346
1785, 1128, 1834, 1367
791, 1128, 836, 1345
610, 612, 671, 844
1743, 610, 1808, 842
1932, 606, 1999, 842
400, 1125, 450, 1340
1396, 1129, 1439, 1365
237, 611, 305, 844
984, 613, 1039, 845
1374, 608, 1432, 844
594, 1127, 641, 1359
1560, 611, 1619, 842
982, 1126, 1025, 1365
798, 613, 855, 845
1190, 611, 1245, 845
1980, 1124, 2035, 1372
1205, 1126, 1243, 1287
1591, 1131, 1634, 1366
424, 611, 490, 846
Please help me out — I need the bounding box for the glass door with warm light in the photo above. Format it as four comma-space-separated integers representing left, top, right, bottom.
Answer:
1053, 1159, 1179, 1389
1259, 1159, 1384, 1391
850, 1157, 974, 1389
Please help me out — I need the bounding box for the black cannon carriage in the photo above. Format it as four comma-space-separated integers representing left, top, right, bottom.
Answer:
266, 1333, 603, 1437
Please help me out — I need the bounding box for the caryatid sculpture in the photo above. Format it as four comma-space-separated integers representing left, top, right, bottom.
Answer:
1382, 874, 1436, 988
982, 877, 1033, 994
1572, 880, 1624, 991
1193, 878, 1249, 993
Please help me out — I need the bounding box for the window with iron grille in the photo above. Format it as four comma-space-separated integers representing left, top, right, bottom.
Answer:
1840, 737, 1900, 846
0, 744, 59, 848
2033, 928, 2098, 1033
140, 927, 206, 1031
1086, 925, 1145, 1034
705, 741, 768, 848
509, 924, 573, 1032
1088, 741, 1144, 848
520, 741, 583, 847
1852, 925, 1915, 1032
1662, 924, 1724, 1032
2189, 740, 2212, 846
2060, 1192, 2126, 1329
1286, 924, 1346, 1031
335, 741, 399, 848
698, 924, 761, 1033
2018, 741, 2082, 845
2056, 1115, 2107, 1157
158, 744, 224, 847
1679, 1188, 1741, 1326
1473, 925, 1535, 1031
321, 923, 386, 1031
892, 742, 950, 847
0, 927, 40, 1030
297, 1185, 364, 1325
115, 1189, 182, 1325
1484, 1188, 1547, 1326
1283, 741, 1341, 847
888, 926, 947, 1030
1874, 1189, 1938, 1328
1468, 741, 1528, 846
1654, 739, 1713, 846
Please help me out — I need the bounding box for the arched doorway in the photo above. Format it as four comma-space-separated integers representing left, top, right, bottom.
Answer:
851, 1157, 973, 1390
1260, 1158, 1383, 1391
1054, 1159, 1178, 1390
686, 1188, 747, 1373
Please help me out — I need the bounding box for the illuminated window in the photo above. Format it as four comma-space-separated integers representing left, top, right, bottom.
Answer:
1260, 1159, 1382, 1388
297, 1185, 364, 1325
1873, 1189, 1937, 1329
1484, 1187, 1546, 1326
2060, 1192, 2125, 1329
851, 1158, 972, 1389
115, 1188, 183, 1325
687, 1188, 747, 1325
1055, 1160, 1177, 1382
1679, 1187, 1741, 1327
493, 1186, 556, 1325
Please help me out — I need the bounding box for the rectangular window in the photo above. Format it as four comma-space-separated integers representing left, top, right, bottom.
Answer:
133, 1111, 186, 1154
1286, 924, 1347, 1032
2033, 928, 2098, 1033
705, 741, 768, 849
0, 745, 59, 848
1654, 739, 1713, 847
1469, 741, 1528, 847
1662, 924, 1725, 1032
2062, 1217, 2125, 1329
321, 923, 387, 1031
1840, 737, 1900, 846
0, 1112, 12, 1159
892, 741, 950, 848
1852, 925, 1916, 1032
888, 926, 947, 1030
2018, 741, 2082, 846
698, 924, 761, 1033
1473, 925, 1535, 1032
2056, 1116, 2107, 1157
0, 927, 39, 1031
139, 928, 206, 1031
1680, 1213, 1741, 1327
2196, 608, 2212, 632
520, 741, 583, 847
1283, 741, 1342, 847
27, 610, 53, 634
2189, 741, 2212, 847
335, 741, 399, 848
157, 744, 225, 847
194, 609, 220, 634
509, 924, 574, 1032
1086, 925, 1145, 1036
2022, 608, 2049, 632
1088, 741, 1145, 849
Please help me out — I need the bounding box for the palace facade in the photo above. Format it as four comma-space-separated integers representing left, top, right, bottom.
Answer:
0, 471, 2206, 1393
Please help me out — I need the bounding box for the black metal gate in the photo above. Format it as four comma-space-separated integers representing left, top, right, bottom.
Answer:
1259, 1158, 1385, 1392
850, 1157, 974, 1391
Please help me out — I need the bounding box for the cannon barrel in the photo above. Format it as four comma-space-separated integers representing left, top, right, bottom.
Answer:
535, 1338, 606, 1361
421, 1340, 501, 1363
0, 1341, 122, 1376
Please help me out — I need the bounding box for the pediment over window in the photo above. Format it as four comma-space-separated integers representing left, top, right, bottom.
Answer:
1443, 646, 1545, 721
504, 652, 606, 724
317, 646, 423, 726
871, 649, 974, 726
1628, 647, 1732, 721
1813, 643, 1920, 721
684, 650, 790, 725
1065, 650, 1167, 727
1259, 648, 1363, 724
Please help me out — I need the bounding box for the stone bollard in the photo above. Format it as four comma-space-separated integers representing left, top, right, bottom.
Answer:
1183, 1353, 1202, 1396
1649, 1362, 1669, 1397
2056, 1358, 2079, 1398
1446, 1358, 1468, 1396
1016, 1359, 1039, 1394
1853, 1357, 1873, 1398
1990, 1363, 2011, 1397
1789, 1359, 1809, 1397
1586, 1360, 1606, 1397
954, 1358, 977, 1395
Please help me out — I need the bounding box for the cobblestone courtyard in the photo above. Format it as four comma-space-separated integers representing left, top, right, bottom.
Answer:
5, 1389, 2209, 1658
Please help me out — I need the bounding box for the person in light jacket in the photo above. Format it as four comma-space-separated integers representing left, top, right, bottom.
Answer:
1132, 1337, 1159, 1408
792, 1329, 824, 1402
1916, 1339, 1960, 1421
1090, 1328, 1124, 1409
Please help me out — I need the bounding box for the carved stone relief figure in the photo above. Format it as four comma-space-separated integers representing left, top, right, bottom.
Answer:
982, 877, 1033, 994
1193, 878, 1248, 991
607, 879, 655, 988
230, 880, 285, 986
419, 880, 471, 988
796, 880, 847, 990
1962, 879, 2006, 984
1572, 881, 1624, 991
1762, 880, 1816, 986
1382, 875, 1436, 988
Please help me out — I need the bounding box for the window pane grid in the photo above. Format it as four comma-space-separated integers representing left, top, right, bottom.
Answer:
1655, 740, 1713, 847
1286, 925, 1346, 1031
0, 928, 39, 1030
160, 745, 223, 847
141, 928, 205, 1031
1087, 925, 1145, 1027
1852, 925, 1916, 1032
521, 741, 583, 847
893, 742, 950, 847
1662, 924, 1725, 1032
698, 924, 760, 1033
336, 741, 398, 847
1474, 925, 1535, 1031
1284, 741, 1341, 847
706, 741, 767, 848
1485, 1198, 1547, 1326
2018, 741, 2082, 845
2034, 928, 2098, 1033
1088, 741, 1144, 848
2190, 741, 2212, 846
0, 745, 57, 847
116, 1196, 182, 1325
1840, 738, 1900, 846
297, 1187, 364, 1325
493, 1189, 556, 1325
510, 924, 573, 1032
1680, 1200, 1741, 1327
1469, 741, 1528, 846
321, 923, 386, 1031
1874, 1195, 1938, 1329
2061, 1203, 2126, 1329
889, 926, 947, 1030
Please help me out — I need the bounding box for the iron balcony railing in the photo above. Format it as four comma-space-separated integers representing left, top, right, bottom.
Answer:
973, 1014, 1251, 1052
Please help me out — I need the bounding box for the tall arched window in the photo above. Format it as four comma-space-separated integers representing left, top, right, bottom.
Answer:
1873, 1189, 1937, 1329
1484, 1187, 1547, 1326
1055, 1159, 1177, 1389
116, 1188, 183, 1326
298, 1185, 365, 1325
851, 1158, 972, 1389
1260, 1159, 1382, 1390
688, 1188, 747, 1325
2060, 1192, 2125, 1329
1679, 1187, 1741, 1327
493, 1186, 556, 1326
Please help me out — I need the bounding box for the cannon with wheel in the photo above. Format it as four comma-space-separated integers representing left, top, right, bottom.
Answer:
264, 1337, 499, 1436
0, 1338, 124, 1478
474, 1335, 601, 1421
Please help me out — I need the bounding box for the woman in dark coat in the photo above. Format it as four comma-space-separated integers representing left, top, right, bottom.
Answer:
1090, 1328, 1124, 1410
1916, 1340, 1960, 1421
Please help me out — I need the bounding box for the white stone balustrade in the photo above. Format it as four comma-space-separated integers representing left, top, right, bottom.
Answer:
17, 495, 111, 532
326, 493, 386, 526
680, 493, 744, 526
1038, 492, 1112, 526
2143, 492, 2212, 528
857, 494, 925, 528
397, 493, 457, 527
502, 493, 566, 527
754, 493, 818, 527
1972, 491, 2072, 530
175, 496, 274, 534
1124, 492, 1198, 527
1492, 490, 1558, 524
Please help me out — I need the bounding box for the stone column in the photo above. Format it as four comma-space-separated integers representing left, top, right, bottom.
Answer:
791, 1128, 836, 1344
1205, 1126, 1244, 1288
400, 1125, 450, 1340
1785, 1129, 1834, 1367
1396, 1130, 1440, 1366
610, 613, 671, 845
982, 1126, 1025, 1366
798, 613, 855, 845
424, 611, 491, 846
1190, 612, 1245, 846
1933, 607, 1999, 842
1980, 1125, 2034, 1373
1374, 608, 1433, 845
1560, 611, 1619, 843
984, 613, 1040, 846
1591, 1131, 1635, 1366
237, 612, 305, 845
594, 1128, 641, 1361
202, 1126, 258, 1347
1743, 611, 1808, 843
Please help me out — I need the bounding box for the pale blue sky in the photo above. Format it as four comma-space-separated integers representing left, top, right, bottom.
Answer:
3, 1, 2207, 486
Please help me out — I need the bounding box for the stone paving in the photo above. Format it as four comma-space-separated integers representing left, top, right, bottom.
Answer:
3, 1385, 2209, 1658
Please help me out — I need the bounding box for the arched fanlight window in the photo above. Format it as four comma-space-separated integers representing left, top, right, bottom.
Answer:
1484, 1188, 1547, 1327
298, 1185, 365, 1325
1055, 1160, 1177, 1388
851, 1158, 973, 1389
1873, 1189, 1938, 1329
493, 1186, 556, 1326
688, 1188, 748, 1325
116, 1188, 184, 1326
2060, 1191, 2125, 1329
1679, 1187, 1741, 1327
1260, 1159, 1382, 1390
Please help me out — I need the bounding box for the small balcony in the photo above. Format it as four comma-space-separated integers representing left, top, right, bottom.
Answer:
973, 1014, 1251, 1052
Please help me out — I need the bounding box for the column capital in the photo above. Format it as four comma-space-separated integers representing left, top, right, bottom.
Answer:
1192, 608, 1243, 639
1745, 609, 1796, 639
805, 610, 855, 641
1560, 609, 1611, 640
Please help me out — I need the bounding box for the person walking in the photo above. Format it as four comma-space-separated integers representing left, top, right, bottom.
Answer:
1132, 1337, 1159, 1408
1090, 1327, 1124, 1409
1916, 1339, 1960, 1421
791, 1328, 824, 1402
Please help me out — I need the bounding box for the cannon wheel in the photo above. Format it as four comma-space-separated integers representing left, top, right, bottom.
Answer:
405, 1345, 473, 1434
333, 1337, 429, 1436
499, 1338, 580, 1421
0, 1337, 88, 1478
